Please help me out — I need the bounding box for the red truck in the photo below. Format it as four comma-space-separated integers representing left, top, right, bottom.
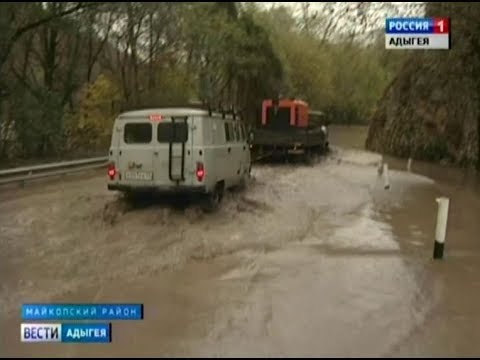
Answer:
251, 98, 329, 162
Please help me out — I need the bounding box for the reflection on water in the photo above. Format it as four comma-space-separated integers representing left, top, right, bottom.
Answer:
331, 125, 480, 357
330, 125, 480, 194
332, 125, 480, 259
2, 125, 479, 357
329, 125, 369, 150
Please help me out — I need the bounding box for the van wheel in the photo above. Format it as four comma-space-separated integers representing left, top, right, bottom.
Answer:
123, 190, 150, 207
123, 190, 139, 203
238, 172, 249, 191
203, 182, 224, 212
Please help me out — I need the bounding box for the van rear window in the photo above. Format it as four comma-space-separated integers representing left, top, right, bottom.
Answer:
233, 123, 240, 142
157, 120, 188, 143
124, 123, 152, 144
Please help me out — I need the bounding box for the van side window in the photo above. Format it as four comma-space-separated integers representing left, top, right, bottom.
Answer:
124, 123, 152, 144
213, 118, 224, 144
157, 118, 188, 143
239, 124, 245, 141
224, 123, 232, 142
203, 117, 213, 145
230, 123, 236, 142
233, 123, 240, 142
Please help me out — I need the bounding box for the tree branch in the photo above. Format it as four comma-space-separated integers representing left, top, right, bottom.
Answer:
11, 2, 100, 44
11, 66, 44, 101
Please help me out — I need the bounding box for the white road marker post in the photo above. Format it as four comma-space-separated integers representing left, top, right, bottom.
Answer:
433, 197, 450, 260
383, 163, 390, 190
407, 158, 412, 172
377, 156, 384, 177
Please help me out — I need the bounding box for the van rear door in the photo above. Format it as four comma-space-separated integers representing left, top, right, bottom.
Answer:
118, 120, 155, 186
154, 117, 192, 186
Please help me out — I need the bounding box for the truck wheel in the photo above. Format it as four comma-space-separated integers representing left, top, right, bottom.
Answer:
304, 149, 313, 165
123, 190, 140, 204
203, 182, 224, 212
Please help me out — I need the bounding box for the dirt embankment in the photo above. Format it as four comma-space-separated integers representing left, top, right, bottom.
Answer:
366, 3, 480, 169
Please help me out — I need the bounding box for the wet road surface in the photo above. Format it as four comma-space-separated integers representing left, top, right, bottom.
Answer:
1, 126, 480, 357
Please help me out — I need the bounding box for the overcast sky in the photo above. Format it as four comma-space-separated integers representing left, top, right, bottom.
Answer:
260, 2, 426, 31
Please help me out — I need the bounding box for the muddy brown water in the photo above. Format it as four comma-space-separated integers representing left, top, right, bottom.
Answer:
1, 125, 479, 357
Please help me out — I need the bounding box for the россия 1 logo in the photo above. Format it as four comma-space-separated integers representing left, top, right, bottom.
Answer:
385, 17, 450, 50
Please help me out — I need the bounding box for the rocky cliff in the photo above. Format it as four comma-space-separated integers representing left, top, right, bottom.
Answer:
366, 3, 480, 168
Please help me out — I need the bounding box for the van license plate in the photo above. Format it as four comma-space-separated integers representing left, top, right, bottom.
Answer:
124, 171, 153, 181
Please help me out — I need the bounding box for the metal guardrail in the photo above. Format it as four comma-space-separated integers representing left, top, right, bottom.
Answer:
0, 156, 109, 186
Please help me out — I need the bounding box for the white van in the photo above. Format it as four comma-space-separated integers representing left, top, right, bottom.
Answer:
107, 108, 251, 210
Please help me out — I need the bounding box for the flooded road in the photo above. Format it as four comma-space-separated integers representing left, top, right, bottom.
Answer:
1, 126, 480, 357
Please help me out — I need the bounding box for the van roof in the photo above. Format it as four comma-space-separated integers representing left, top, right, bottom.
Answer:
119, 108, 209, 119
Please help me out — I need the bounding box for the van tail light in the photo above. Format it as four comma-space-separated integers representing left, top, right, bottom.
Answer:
108, 162, 117, 180
196, 162, 205, 182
